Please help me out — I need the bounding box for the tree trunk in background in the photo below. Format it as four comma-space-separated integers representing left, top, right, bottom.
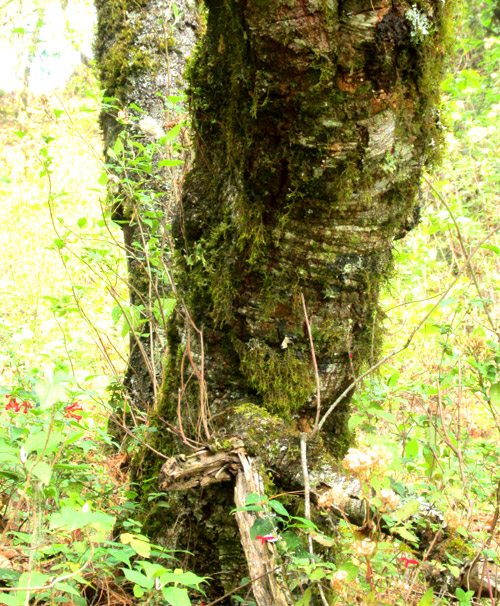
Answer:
96, 0, 452, 601
94, 0, 199, 412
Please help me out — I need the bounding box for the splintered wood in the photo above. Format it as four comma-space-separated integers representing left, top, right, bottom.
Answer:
159, 439, 245, 491
234, 453, 292, 606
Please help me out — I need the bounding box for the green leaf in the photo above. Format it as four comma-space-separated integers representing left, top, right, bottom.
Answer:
371, 408, 396, 424
120, 533, 151, 558
268, 500, 289, 517
28, 461, 52, 485
295, 587, 312, 606
490, 383, 500, 407
158, 159, 184, 167
0, 593, 17, 605
405, 438, 419, 458
348, 415, 364, 430
54, 582, 81, 596
122, 568, 153, 589
77, 217, 87, 228
25, 431, 64, 455
394, 528, 419, 543
250, 517, 274, 540
280, 531, 299, 550
393, 499, 420, 522
163, 124, 181, 142
340, 562, 359, 582
50, 507, 115, 532
113, 137, 124, 155
98, 172, 109, 185
291, 516, 318, 529
16, 571, 51, 604
244, 493, 263, 506
418, 587, 433, 606
162, 586, 191, 606
158, 570, 207, 588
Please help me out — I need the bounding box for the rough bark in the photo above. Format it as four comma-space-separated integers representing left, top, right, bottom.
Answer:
95, 0, 455, 601
94, 0, 200, 411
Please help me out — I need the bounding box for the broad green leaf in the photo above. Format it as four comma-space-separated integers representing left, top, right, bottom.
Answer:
371, 408, 396, 424
113, 137, 124, 155
54, 582, 81, 596
50, 507, 115, 532
393, 499, 420, 522
295, 587, 312, 606
244, 493, 263, 505
249, 517, 274, 540
28, 461, 52, 485
25, 431, 64, 455
162, 586, 191, 606
120, 533, 151, 558
16, 571, 51, 605
418, 587, 433, 606
158, 570, 207, 588
34, 379, 67, 409
163, 124, 181, 142
490, 383, 500, 407
268, 500, 289, 517
122, 568, 154, 589
98, 172, 108, 185
291, 516, 318, 529
340, 562, 359, 582
395, 528, 419, 543
405, 438, 419, 458
348, 415, 364, 430
280, 531, 299, 550
158, 159, 184, 167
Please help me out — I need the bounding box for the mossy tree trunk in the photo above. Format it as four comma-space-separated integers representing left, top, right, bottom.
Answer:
96, 0, 452, 601
94, 0, 199, 411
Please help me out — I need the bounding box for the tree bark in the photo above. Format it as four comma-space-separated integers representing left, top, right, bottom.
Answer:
94, 0, 200, 412
96, 0, 453, 601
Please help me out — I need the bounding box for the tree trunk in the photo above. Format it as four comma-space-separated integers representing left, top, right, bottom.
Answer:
96, 0, 453, 601
94, 0, 200, 412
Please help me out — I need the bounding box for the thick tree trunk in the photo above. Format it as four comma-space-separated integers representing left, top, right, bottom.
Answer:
96, 0, 453, 601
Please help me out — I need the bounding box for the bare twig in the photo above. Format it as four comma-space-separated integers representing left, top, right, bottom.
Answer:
424, 175, 498, 337
300, 293, 321, 437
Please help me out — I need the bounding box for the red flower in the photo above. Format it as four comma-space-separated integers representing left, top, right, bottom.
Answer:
401, 556, 419, 569
5, 395, 32, 413
65, 402, 83, 423
255, 534, 278, 545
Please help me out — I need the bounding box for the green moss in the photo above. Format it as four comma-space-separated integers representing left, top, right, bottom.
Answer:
94, 0, 165, 101
231, 402, 301, 462
237, 339, 316, 417
442, 535, 476, 562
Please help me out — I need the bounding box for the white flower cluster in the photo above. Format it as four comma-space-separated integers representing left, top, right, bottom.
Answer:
379, 488, 401, 512
317, 486, 349, 510
343, 445, 393, 476
330, 569, 348, 592
353, 537, 377, 557
138, 116, 164, 139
